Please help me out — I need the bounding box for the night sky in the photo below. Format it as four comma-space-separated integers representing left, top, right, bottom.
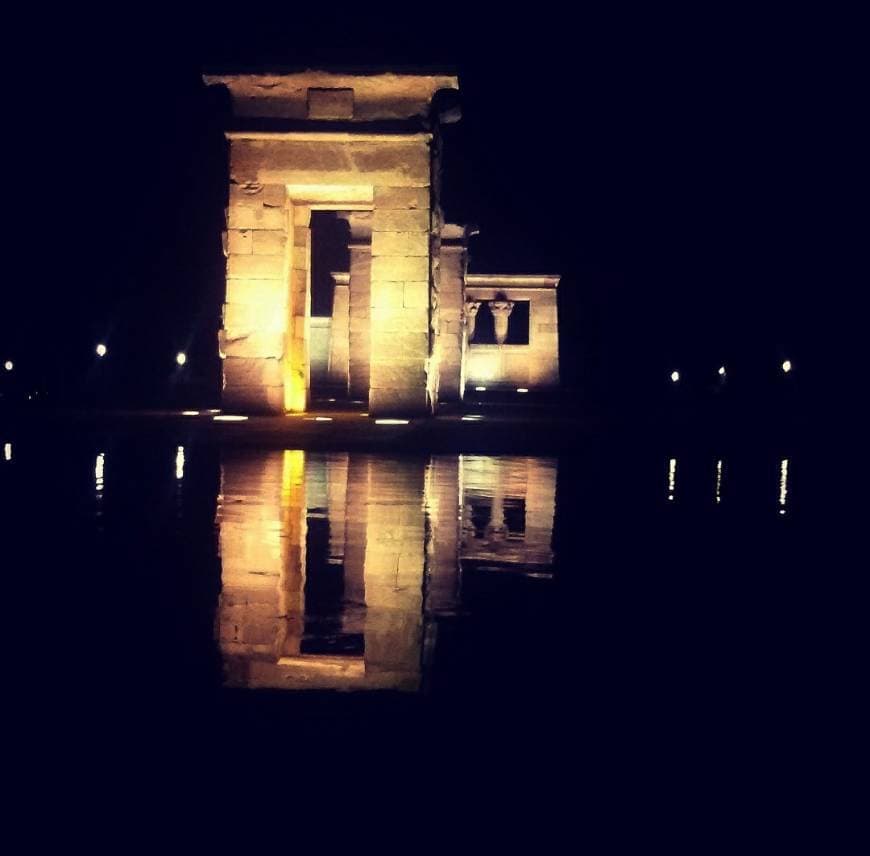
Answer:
3, 9, 847, 408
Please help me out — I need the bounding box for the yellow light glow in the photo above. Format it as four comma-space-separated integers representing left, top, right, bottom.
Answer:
715, 460, 723, 504
782, 360, 792, 373
96, 343, 107, 357
670, 371, 680, 383
375, 419, 409, 425
517, 388, 529, 393
475, 386, 487, 391
667, 457, 677, 501
778, 458, 789, 513
176, 352, 187, 366
718, 366, 726, 376
175, 446, 185, 480
95, 452, 105, 492
182, 410, 200, 416
359, 413, 369, 417
3, 443, 10, 462
3, 361, 12, 372
213, 414, 248, 422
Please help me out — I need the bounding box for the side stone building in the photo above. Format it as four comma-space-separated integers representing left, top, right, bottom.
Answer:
204, 69, 561, 416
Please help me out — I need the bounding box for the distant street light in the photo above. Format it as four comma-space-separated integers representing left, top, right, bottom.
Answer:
718, 365, 726, 377
96, 343, 107, 357
670, 370, 680, 383
3, 361, 12, 372
176, 352, 187, 367
782, 359, 792, 373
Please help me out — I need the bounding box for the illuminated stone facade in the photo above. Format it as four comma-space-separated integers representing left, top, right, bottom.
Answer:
206, 70, 561, 414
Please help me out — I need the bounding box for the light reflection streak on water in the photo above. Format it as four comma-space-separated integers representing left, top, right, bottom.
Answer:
216, 451, 558, 692
667, 458, 677, 501
175, 446, 185, 481
95, 452, 105, 494
779, 459, 789, 514
715, 460, 723, 504
3, 443, 10, 462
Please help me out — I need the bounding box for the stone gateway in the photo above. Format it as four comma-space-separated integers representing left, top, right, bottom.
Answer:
205, 70, 561, 415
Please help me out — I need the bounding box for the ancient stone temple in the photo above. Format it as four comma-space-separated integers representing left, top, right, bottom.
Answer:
204, 70, 561, 415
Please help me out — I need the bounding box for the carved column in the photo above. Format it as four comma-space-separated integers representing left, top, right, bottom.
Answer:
465, 300, 482, 342
489, 300, 515, 346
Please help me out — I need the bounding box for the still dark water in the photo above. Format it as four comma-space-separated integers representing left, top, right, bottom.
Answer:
2, 430, 835, 799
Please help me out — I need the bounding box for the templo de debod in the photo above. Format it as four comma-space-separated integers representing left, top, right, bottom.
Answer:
204, 70, 561, 416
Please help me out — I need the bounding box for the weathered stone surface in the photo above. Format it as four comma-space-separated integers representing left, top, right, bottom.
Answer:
374, 186, 430, 210
252, 231, 286, 255
228, 254, 285, 280
370, 255, 429, 282
221, 330, 285, 359
403, 281, 429, 309
371, 209, 429, 232
231, 139, 430, 188
228, 204, 286, 230
371, 231, 429, 257
223, 355, 283, 388
368, 386, 428, 415
307, 87, 354, 119
227, 229, 252, 255
224, 301, 286, 333
226, 279, 286, 307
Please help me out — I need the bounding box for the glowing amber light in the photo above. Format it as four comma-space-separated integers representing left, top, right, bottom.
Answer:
176, 352, 187, 366
96, 343, 107, 357
670, 371, 680, 383
3, 361, 12, 372
782, 360, 792, 373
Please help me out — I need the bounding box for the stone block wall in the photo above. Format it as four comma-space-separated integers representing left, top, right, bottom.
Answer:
220, 183, 290, 413
369, 184, 433, 416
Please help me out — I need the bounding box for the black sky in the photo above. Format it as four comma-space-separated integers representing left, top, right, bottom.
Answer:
2, 7, 854, 405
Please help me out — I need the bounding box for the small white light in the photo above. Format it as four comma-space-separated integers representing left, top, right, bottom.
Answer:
3, 443, 11, 462
306, 416, 333, 422
717, 365, 726, 377
181, 410, 200, 416
213, 414, 248, 422
205, 409, 221, 414
327, 398, 336, 403
475, 386, 487, 391
670, 371, 680, 383
462, 415, 484, 421
176, 352, 187, 366
516, 388, 529, 393
375, 419, 409, 425
782, 359, 792, 373
359, 413, 369, 417
96, 343, 107, 357
3, 361, 12, 372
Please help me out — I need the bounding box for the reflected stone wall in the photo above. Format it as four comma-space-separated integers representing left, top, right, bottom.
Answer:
217, 451, 558, 691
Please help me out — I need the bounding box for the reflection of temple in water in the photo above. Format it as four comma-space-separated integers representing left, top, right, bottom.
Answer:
217, 452, 557, 690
